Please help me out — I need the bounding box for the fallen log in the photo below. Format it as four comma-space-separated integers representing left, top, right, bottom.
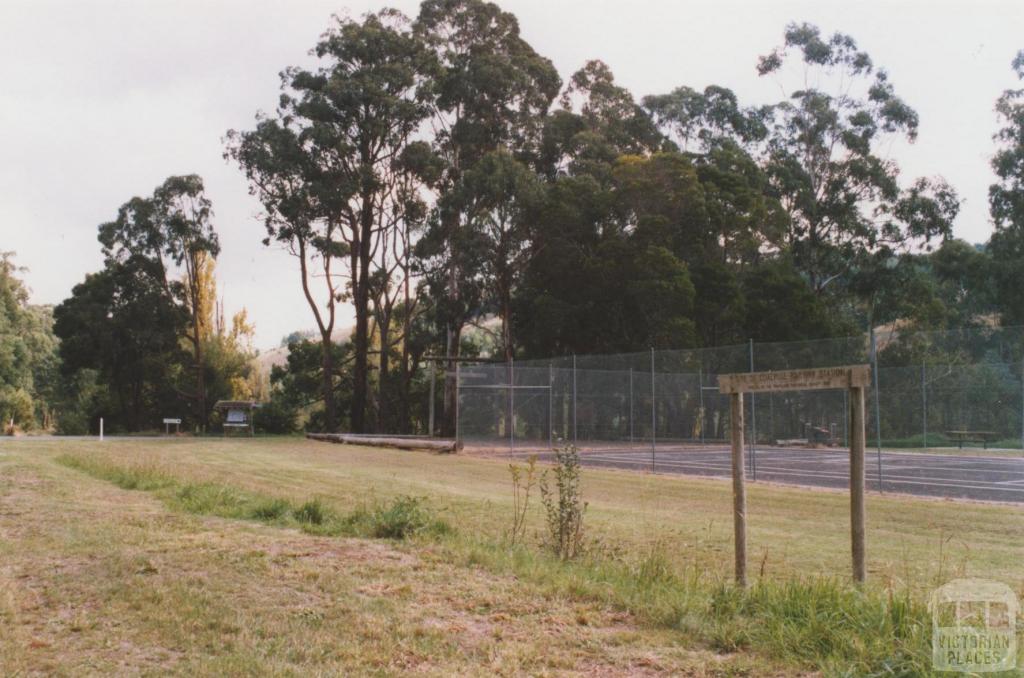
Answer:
306, 433, 458, 453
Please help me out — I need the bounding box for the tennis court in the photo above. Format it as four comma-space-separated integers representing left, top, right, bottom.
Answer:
493, 443, 1024, 503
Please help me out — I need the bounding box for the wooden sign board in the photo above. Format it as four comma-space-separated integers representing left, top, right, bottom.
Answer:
719, 364, 870, 394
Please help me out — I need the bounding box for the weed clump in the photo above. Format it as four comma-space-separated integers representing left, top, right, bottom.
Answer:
366, 496, 449, 539
294, 498, 328, 526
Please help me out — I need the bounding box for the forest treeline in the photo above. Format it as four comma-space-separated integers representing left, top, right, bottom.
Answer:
3, 2, 1024, 435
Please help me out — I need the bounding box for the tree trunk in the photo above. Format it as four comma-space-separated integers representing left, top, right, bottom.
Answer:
377, 319, 390, 434
194, 325, 206, 432
501, 282, 513, 363
351, 189, 374, 434
442, 323, 460, 437
296, 237, 336, 432
320, 330, 337, 432
399, 298, 412, 434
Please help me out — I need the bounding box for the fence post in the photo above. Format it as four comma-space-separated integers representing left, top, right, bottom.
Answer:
850, 384, 867, 585
548, 363, 554, 448
629, 367, 634, 446
509, 356, 515, 451
749, 338, 757, 480
428, 361, 435, 436
650, 348, 656, 471
730, 392, 747, 587
572, 354, 577, 444
455, 363, 461, 448
698, 364, 705, 446
870, 329, 883, 490
921, 362, 927, 448
1020, 359, 1023, 455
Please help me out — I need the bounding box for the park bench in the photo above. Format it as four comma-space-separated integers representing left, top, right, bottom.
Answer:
945, 430, 999, 449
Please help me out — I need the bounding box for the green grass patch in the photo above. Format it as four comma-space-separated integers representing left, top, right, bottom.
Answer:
440, 536, 934, 675
56, 453, 452, 542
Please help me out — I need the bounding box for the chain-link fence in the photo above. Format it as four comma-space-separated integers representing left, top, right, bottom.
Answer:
456, 326, 1024, 499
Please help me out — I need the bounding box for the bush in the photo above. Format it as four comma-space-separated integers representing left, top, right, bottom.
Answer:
254, 393, 299, 434
0, 387, 35, 430
540, 445, 587, 560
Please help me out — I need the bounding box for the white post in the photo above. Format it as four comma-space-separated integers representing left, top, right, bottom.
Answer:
99, 417, 104, 442
629, 368, 634, 446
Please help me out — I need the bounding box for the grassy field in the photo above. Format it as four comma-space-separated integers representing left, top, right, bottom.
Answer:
0, 437, 1021, 676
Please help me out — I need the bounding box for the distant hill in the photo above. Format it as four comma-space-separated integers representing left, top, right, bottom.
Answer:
256, 325, 354, 380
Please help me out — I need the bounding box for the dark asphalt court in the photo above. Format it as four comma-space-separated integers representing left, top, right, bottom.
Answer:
504, 445, 1024, 503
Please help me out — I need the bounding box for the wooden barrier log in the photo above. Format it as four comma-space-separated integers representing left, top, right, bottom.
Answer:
306, 433, 458, 453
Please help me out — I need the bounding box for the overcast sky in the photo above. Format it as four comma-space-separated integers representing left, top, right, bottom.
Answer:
2, 0, 1021, 350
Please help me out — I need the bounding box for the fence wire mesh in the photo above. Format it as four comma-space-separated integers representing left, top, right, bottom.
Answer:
456, 326, 1024, 501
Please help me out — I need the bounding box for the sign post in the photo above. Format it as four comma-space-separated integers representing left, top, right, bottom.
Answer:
720, 364, 870, 586
730, 391, 747, 587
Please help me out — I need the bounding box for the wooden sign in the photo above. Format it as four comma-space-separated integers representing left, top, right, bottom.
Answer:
718, 364, 870, 394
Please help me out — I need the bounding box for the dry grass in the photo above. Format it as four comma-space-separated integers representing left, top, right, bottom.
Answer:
0, 439, 789, 676
1, 436, 1022, 675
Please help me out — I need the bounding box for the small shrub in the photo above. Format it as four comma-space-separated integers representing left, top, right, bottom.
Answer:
540, 444, 587, 560
368, 496, 449, 540
506, 454, 538, 546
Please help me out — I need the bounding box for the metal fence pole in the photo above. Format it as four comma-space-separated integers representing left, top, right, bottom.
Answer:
572, 354, 577, 444
870, 329, 883, 490
509, 356, 515, 451
629, 367, 634, 446
428, 361, 435, 436
650, 348, 656, 471
921, 361, 927, 448
749, 338, 757, 481
548, 363, 554, 448
698, 365, 705, 446
455, 362, 461, 448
